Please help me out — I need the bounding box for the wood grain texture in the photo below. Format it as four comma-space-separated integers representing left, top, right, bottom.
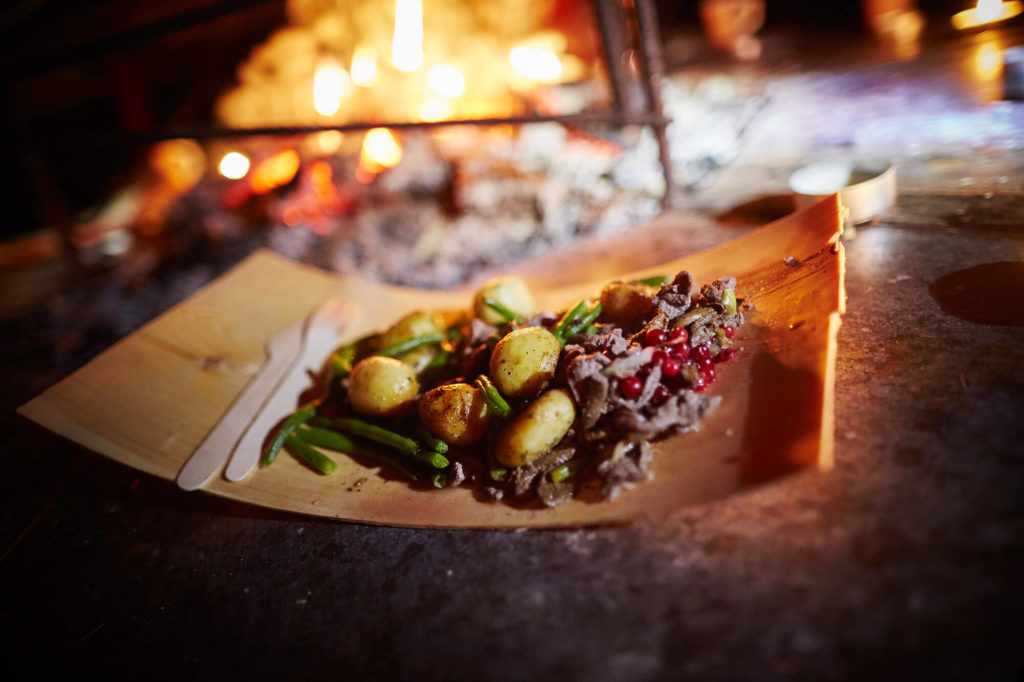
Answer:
19, 196, 844, 528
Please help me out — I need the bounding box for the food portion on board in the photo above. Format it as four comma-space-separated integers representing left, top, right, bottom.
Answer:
258, 270, 744, 506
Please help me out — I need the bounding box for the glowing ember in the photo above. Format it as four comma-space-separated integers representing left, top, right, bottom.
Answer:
509, 46, 562, 82
358, 128, 402, 181
219, 152, 250, 180
313, 58, 352, 117
952, 0, 1022, 29
350, 44, 378, 87
251, 150, 300, 193
428, 64, 466, 98
392, 0, 423, 72
310, 129, 343, 155
150, 139, 206, 191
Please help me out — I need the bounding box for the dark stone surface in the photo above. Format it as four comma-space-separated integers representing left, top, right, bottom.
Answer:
2, 207, 1023, 682
3, 27, 1024, 682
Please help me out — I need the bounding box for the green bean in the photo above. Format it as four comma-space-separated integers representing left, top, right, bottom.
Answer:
296, 426, 420, 481
311, 417, 448, 468
283, 435, 337, 475
314, 417, 420, 454
632, 275, 669, 287
296, 425, 356, 452
489, 466, 508, 482
415, 423, 449, 454
482, 297, 518, 324
407, 449, 450, 469
565, 302, 602, 339
549, 458, 586, 483
431, 472, 449, 489
378, 333, 445, 358
261, 405, 316, 468
552, 300, 587, 343
475, 375, 511, 419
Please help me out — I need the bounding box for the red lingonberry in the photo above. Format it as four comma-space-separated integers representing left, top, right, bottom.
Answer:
644, 328, 668, 347
692, 344, 712, 363
716, 348, 736, 363
669, 327, 688, 343
723, 326, 735, 340
661, 357, 681, 378
651, 384, 671, 406
620, 376, 643, 399
672, 344, 690, 361
702, 365, 716, 382
651, 349, 668, 367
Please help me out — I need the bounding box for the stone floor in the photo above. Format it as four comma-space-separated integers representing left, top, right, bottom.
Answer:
2, 24, 1023, 682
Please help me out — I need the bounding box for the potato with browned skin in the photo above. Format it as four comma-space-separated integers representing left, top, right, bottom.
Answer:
378, 310, 444, 372
347, 356, 419, 417
599, 281, 657, 323
472, 276, 535, 325
489, 326, 560, 398
418, 383, 490, 446
495, 388, 576, 467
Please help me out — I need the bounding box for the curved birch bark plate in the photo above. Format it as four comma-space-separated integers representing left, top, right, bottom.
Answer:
18, 196, 845, 528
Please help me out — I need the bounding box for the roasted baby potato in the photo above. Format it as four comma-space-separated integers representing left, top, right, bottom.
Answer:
472, 276, 535, 325
489, 326, 560, 398
378, 310, 444, 373
418, 382, 490, 446
495, 388, 576, 467
347, 356, 420, 417
600, 281, 657, 323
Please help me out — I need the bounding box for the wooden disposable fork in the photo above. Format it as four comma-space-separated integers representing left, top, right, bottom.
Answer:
176, 318, 306, 491
224, 298, 351, 482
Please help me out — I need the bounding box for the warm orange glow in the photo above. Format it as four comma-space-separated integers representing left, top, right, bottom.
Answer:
219, 151, 250, 180
428, 64, 466, 98
351, 44, 378, 87
150, 139, 206, 191
251, 149, 300, 193
311, 129, 343, 155
314, 58, 351, 117
952, 0, 1022, 29
310, 161, 337, 202
358, 128, 402, 180
418, 97, 455, 122
392, 0, 423, 72
509, 46, 563, 82
976, 40, 1004, 78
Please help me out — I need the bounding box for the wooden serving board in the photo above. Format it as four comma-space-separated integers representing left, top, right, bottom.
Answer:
19, 196, 844, 528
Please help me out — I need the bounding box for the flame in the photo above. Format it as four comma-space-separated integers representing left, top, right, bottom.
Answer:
509, 46, 563, 82
952, 0, 1022, 29
392, 0, 423, 72
428, 64, 466, 98
977, 0, 1003, 22
351, 43, 378, 87
219, 151, 250, 180
418, 97, 455, 122
314, 58, 351, 117
251, 149, 300, 193
358, 128, 402, 181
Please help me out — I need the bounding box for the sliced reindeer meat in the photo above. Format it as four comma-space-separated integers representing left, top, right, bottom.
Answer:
610, 391, 721, 440
508, 447, 576, 498
566, 353, 612, 430
653, 271, 695, 319
596, 438, 653, 500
